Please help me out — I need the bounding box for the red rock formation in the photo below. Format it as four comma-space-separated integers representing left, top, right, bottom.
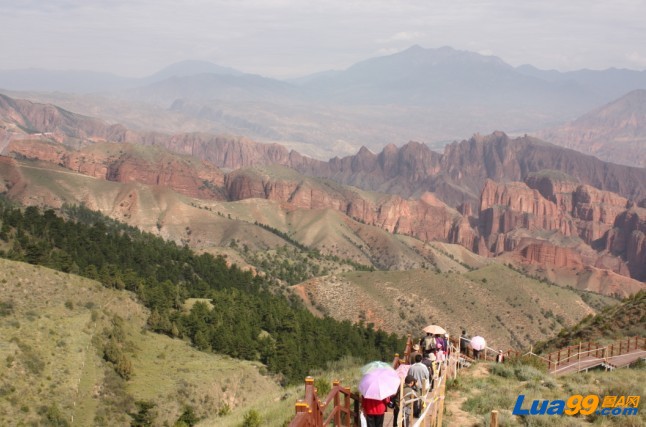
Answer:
525, 172, 579, 213
475, 177, 643, 282
604, 209, 646, 280
519, 240, 583, 269
5, 140, 225, 200
478, 179, 573, 241
223, 168, 463, 243
3, 93, 645, 206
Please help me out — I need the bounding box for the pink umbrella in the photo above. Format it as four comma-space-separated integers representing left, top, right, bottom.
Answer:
359, 367, 401, 400
395, 364, 410, 379
470, 336, 486, 351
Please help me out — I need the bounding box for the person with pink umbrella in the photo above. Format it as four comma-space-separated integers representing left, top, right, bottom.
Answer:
470, 335, 486, 360
359, 367, 399, 427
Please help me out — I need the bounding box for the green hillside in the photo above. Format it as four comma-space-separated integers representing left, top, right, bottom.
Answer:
0, 201, 404, 386
535, 290, 646, 353
0, 258, 290, 426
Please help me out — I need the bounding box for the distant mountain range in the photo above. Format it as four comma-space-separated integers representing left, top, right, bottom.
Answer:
2, 46, 646, 161
536, 89, 646, 167
2, 46, 645, 104
2, 93, 645, 287
0, 60, 242, 93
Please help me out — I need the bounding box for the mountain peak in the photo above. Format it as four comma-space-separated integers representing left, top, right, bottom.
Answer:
146, 60, 243, 81
357, 145, 374, 156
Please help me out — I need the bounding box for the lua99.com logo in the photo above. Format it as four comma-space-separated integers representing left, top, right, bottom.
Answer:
513, 394, 640, 416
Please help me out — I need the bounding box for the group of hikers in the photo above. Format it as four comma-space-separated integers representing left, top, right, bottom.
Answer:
360, 329, 504, 427
361, 332, 451, 427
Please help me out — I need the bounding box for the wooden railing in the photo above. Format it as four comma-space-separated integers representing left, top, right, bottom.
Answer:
289, 377, 360, 427
393, 334, 414, 366
542, 336, 645, 373
452, 336, 519, 362
289, 335, 644, 426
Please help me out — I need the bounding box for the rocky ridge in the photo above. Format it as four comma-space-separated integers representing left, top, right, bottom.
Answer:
1, 94, 645, 287
536, 89, 646, 167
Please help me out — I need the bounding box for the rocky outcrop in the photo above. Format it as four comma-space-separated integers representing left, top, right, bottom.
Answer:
519, 240, 584, 269
224, 168, 464, 243
477, 180, 574, 254
4, 140, 225, 200
604, 209, 646, 280
135, 133, 294, 170
524, 172, 579, 213
570, 185, 629, 244
292, 131, 646, 207
475, 176, 644, 282
0, 93, 129, 145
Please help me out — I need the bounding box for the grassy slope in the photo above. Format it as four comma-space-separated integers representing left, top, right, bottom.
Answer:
299, 264, 617, 349
535, 290, 646, 352
446, 360, 646, 427
0, 258, 292, 426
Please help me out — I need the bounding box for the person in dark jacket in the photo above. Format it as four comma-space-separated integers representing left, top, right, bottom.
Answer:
460, 330, 469, 356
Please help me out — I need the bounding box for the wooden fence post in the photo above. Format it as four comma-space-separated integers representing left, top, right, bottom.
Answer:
548, 352, 552, 368
397, 376, 404, 427
343, 386, 351, 427
295, 400, 308, 414
491, 410, 499, 427
353, 398, 360, 426
333, 380, 341, 426
436, 375, 447, 427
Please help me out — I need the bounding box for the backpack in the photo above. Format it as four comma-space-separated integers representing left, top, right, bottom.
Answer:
424, 336, 436, 352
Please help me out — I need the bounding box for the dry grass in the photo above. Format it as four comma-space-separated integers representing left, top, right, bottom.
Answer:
299, 264, 616, 350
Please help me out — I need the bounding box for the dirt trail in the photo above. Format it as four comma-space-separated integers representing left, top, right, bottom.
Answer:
442, 364, 489, 427
444, 390, 479, 427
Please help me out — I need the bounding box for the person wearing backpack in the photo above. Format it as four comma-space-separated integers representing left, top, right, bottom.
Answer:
390, 375, 418, 427
421, 333, 436, 353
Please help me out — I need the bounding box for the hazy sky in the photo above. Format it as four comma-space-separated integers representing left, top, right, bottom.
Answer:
1, 0, 645, 78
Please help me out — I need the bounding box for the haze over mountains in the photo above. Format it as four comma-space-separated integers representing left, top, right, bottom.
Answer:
3, 45, 646, 160
1, 41, 645, 425
1, 45, 645, 308
537, 89, 646, 167
1, 93, 645, 291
